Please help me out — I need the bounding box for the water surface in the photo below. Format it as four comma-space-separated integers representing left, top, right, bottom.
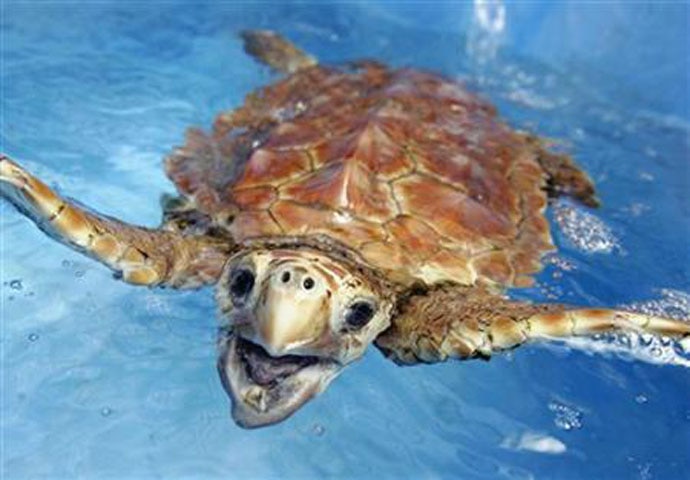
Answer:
2, 2, 689, 479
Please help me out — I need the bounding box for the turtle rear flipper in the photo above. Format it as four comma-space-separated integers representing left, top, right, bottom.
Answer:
376, 285, 690, 365
241, 30, 317, 74
1, 155, 234, 288
523, 134, 599, 208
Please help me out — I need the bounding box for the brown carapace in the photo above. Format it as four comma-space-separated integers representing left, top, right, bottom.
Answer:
167, 55, 595, 289
1, 30, 687, 428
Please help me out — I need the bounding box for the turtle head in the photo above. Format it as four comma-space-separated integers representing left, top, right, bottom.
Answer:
216, 248, 393, 428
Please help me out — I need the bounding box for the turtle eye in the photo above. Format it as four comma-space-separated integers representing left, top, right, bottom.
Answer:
229, 268, 255, 300
344, 301, 376, 329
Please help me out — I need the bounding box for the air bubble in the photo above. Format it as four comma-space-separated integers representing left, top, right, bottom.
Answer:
637, 462, 653, 480
614, 335, 633, 349
553, 202, 620, 254
101, 407, 113, 417
312, 423, 325, 436
643, 147, 658, 158
634, 394, 648, 404
145, 295, 171, 316
548, 401, 583, 431
28, 333, 39, 342
545, 254, 576, 272
626, 289, 690, 321
622, 202, 650, 217
537, 282, 563, 300
9, 279, 23, 290
562, 331, 690, 367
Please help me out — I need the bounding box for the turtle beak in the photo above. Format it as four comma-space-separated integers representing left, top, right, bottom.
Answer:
217, 330, 342, 428
253, 270, 331, 357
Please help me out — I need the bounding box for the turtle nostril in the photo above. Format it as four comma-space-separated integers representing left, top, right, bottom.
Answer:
230, 268, 255, 300
303, 277, 315, 290
281, 271, 291, 283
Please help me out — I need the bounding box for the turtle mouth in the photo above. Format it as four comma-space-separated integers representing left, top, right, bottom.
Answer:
217, 331, 342, 428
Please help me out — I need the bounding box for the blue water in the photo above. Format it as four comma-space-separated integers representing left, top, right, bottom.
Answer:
2, 2, 689, 479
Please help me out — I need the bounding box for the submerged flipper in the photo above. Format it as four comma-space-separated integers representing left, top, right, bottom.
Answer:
1, 155, 233, 288
240, 30, 317, 74
376, 285, 690, 365
522, 134, 599, 208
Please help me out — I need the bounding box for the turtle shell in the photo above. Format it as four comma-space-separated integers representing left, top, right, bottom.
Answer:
165, 62, 553, 287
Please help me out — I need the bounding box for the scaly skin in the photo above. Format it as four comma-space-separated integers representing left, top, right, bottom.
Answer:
376, 285, 690, 364
241, 30, 317, 74
1, 155, 233, 288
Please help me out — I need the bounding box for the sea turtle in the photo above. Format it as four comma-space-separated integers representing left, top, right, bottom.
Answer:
2, 30, 688, 429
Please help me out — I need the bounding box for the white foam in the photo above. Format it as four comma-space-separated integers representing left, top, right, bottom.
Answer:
501, 432, 567, 455
553, 202, 621, 254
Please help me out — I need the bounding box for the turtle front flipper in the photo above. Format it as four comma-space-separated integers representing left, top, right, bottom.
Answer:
1, 155, 234, 288
240, 30, 317, 74
375, 285, 690, 365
